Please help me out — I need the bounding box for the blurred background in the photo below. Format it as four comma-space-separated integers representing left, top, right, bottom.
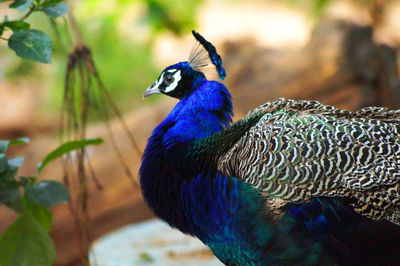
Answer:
1, 0, 400, 265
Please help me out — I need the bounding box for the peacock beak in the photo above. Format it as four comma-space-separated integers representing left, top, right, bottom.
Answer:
143, 82, 161, 98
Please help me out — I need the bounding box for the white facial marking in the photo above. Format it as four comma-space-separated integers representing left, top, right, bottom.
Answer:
164, 70, 182, 93
154, 72, 164, 89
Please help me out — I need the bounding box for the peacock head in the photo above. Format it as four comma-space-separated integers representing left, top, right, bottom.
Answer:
144, 31, 226, 100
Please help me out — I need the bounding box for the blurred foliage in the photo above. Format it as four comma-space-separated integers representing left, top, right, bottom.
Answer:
42, 18, 160, 114
142, 0, 203, 37
68, 0, 203, 108
80, 22, 158, 111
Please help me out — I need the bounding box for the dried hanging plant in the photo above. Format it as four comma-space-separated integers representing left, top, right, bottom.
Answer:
60, 11, 142, 265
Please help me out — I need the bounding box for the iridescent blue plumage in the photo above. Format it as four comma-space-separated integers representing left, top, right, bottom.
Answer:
140, 73, 324, 265
140, 32, 400, 265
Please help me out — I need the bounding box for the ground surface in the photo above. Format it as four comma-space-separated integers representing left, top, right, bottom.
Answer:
90, 219, 223, 266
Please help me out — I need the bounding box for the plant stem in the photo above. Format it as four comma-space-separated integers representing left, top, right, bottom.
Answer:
0, 37, 9, 41
19, 5, 36, 21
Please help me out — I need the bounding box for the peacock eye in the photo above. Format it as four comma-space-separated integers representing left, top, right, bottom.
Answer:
163, 73, 174, 85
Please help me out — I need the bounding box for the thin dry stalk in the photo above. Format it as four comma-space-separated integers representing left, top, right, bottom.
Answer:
61, 42, 142, 265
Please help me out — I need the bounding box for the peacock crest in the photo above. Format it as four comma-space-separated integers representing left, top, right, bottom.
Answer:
188, 31, 226, 80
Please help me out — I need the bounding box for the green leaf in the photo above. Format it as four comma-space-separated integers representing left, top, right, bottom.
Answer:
9, 0, 33, 11
0, 163, 18, 182
6, 197, 53, 231
26, 180, 69, 207
0, 154, 8, 174
25, 201, 53, 232
0, 213, 55, 266
5, 196, 24, 213
2, 21, 30, 32
0, 140, 9, 153
41, 2, 69, 18
9, 137, 30, 146
0, 156, 23, 183
0, 183, 20, 204
38, 138, 104, 173
8, 29, 52, 64
0, 26, 4, 36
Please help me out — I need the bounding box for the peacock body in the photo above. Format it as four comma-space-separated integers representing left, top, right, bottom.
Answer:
139, 31, 400, 265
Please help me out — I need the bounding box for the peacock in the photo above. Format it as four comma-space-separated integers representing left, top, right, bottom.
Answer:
139, 31, 400, 265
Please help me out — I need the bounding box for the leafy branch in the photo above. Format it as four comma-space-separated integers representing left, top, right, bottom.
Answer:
0, 0, 70, 63
0, 137, 103, 266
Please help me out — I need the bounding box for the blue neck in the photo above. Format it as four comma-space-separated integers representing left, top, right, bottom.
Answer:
140, 79, 233, 228
165, 79, 233, 139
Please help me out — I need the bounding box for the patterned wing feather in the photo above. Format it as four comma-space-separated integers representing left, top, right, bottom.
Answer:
217, 99, 400, 225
